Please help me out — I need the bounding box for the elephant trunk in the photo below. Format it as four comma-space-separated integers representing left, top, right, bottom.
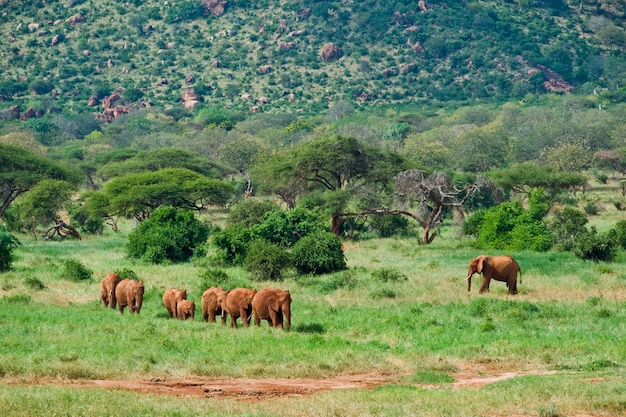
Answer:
467, 274, 472, 292
283, 306, 291, 331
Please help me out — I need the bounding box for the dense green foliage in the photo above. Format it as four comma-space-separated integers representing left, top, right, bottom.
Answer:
1, 0, 625, 115
126, 206, 210, 263
292, 231, 347, 275
0, 226, 20, 272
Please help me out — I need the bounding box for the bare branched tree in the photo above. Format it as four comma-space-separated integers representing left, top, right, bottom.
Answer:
387, 169, 488, 244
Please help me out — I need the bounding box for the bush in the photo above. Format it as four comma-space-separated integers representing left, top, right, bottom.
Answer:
574, 227, 617, 262
227, 199, 279, 228
243, 239, 291, 281
254, 206, 324, 247
126, 206, 210, 264
367, 214, 410, 238
60, 259, 93, 282
198, 267, 249, 290
292, 231, 346, 275
548, 207, 588, 251
371, 267, 407, 282
211, 225, 256, 265
615, 220, 626, 249
0, 226, 21, 272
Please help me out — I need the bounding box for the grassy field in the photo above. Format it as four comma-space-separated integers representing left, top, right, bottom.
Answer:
1, 214, 625, 416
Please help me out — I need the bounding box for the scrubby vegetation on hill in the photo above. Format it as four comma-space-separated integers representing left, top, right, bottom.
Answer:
1, 0, 626, 118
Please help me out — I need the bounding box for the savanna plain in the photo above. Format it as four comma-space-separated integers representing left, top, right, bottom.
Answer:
1, 207, 625, 417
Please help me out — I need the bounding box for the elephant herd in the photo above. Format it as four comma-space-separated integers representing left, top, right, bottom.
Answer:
99, 254, 520, 326
100, 273, 292, 330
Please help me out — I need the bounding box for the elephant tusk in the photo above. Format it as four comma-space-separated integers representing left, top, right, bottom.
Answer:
466, 275, 472, 280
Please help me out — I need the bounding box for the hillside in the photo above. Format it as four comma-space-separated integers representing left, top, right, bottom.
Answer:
1, 0, 626, 119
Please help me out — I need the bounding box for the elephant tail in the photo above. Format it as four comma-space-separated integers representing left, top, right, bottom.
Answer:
519, 269, 522, 285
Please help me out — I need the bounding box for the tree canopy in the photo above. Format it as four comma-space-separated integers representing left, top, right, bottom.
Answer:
93, 168, 234, 221
0, 143, 82, 219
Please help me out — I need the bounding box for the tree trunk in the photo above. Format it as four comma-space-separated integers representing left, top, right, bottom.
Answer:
331, 214, 343, 236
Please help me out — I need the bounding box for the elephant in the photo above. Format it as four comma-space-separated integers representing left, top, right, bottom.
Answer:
201, 286, 228, 323
467, 255, 522, 295
252, 288, 292, 331
115, 278, 145, 314
162, 288, 187, 319
177, 299, 195, 320
223, 287, 257, 328
100, 272, 121, 309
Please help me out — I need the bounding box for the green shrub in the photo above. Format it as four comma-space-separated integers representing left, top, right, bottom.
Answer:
614, 220, 626, 249
24, 277, 45, 290
583, 201, 598, 215
211, 225, 256, 265
227, 199, 280, 228
574, 227, 617, 262
243, 239, 291, 281
0, 226, 21, 272
292, 231, 346, 275
548, 207, 588, 251
1, 294, 31, 304
126, 206, 210, 264
254, 206, 325, 247
371, 267, 407, 282
317, 270, 358, 294
367, 214, 410, 238
198, 268, 249, 290
60, 259, 93, 282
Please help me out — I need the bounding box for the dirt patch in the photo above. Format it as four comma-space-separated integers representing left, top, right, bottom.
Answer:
2, 368, 564, 401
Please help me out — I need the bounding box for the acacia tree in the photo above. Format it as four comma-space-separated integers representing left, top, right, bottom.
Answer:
0, 143, 81, 219
381, 169, 488, 244
253, 134, 406, 235
89, 168, 234, 222
13, 179, 80, 239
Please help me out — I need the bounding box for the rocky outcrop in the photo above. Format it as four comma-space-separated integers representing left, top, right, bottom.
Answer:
319, 43, 342, 62
102, 92, 122, 110
201, 0, 227, 16
65, 13, 85, 26
257, 65, 272, 74
20, 107, 43, 121
182, 89, 199, 109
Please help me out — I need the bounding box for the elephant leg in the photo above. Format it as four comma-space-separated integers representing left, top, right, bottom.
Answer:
254, 314, 261, 326
241, 309, 250, 327
509, 280, 518, 295
479, 276, 490, 293
230, 316, 237, 328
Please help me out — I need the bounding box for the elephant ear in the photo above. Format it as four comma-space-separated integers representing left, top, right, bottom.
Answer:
477, 256, 485, 273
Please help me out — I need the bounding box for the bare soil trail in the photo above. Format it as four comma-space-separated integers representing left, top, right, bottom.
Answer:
3, 367, 564, 401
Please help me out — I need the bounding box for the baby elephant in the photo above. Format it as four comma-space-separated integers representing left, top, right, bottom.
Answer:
177, 299, 195, 320
162, 288, 187, 319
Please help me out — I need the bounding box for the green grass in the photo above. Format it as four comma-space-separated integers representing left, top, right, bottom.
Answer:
0, 222, 625, 415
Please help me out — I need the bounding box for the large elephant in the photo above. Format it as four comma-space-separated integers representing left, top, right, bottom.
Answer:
223, 287, 257, 328
467, 255, 522, 295
252, 288, 292, 331
177, 299, 195, 320
201, 286, 228, 323
162, 288, 187, 319
100, 272, 121, 309
115, 278, 145, 314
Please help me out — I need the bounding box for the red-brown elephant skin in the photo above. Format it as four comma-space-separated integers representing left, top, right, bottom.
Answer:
201, 286, 228, 323
162, 288, 187, 319
467, 255, 522, 295
223, 288, 257, 328
252, 288, 292, 331
100, 273, 121, 309
177, 299, 195, 320
115, 279, 145, 314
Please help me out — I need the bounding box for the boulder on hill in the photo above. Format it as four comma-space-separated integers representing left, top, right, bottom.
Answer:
319, 43, 342, 62
65, 13, 85, 26
202, 0, 227, 16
